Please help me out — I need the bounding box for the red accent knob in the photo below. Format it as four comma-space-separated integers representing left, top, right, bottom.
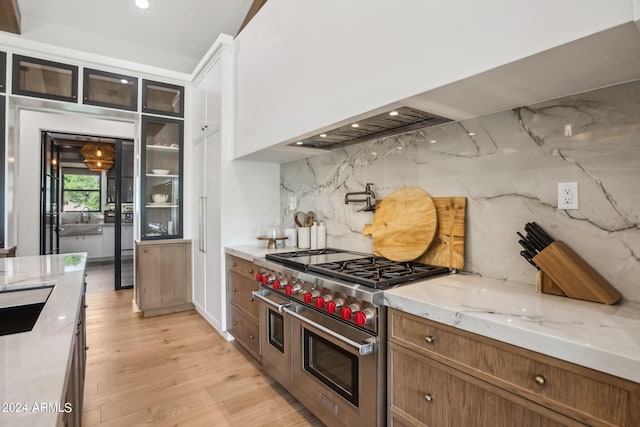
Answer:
341, 306, 352, 320
354, 311, 367, 326
326, 301, 337, 314
261, 276, 269, 285
273, 280, 281, 290
285, 285, 294, 296
315, 297, 325, 309
255, 273, 263, 282
303, 292, 313, 304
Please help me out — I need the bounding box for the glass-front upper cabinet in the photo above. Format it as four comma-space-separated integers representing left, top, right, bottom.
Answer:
83, 68, 138, 111
140, 115, 183, 240
12, 55, 78, 102
141, 79, 184, 117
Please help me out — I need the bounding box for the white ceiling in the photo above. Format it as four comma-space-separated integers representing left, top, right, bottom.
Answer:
15, 0, 254, 74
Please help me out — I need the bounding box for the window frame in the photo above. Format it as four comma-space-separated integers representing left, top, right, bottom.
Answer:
61, 168, 102, 213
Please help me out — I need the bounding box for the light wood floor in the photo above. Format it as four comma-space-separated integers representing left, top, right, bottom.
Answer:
82, 289, 323, 426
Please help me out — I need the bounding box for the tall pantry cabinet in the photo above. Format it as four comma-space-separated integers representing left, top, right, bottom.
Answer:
190, 37, 229, 332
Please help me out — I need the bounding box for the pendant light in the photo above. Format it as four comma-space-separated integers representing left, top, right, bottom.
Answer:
80, 143, 116, 172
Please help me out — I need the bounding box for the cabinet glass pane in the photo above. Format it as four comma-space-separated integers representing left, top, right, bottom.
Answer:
12, 55, 78, 102
142, 79, 184, 117
141, 116, 183, 240
83, 68, 138, 111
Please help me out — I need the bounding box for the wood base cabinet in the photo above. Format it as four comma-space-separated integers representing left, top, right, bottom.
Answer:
388, 308, 640, 427
62, 280, 87, 427
135, 239, 193, 317
226, 254, 260, 362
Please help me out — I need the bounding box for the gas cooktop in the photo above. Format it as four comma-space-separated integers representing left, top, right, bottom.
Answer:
265, 248, 448, 289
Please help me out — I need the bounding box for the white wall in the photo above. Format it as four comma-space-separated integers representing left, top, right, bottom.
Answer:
16, 109, 135, 256
235, 0, 634, 158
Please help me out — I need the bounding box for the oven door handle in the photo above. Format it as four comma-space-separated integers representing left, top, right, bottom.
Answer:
252, 290, 291, 312
282, 307, 377, 356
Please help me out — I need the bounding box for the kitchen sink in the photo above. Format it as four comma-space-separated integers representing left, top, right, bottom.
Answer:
0, 284, 54, 336
58, 223, 103, 236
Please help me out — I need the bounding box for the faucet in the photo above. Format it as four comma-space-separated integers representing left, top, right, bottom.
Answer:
345, 183, 376, 212
80, 206, 90, 224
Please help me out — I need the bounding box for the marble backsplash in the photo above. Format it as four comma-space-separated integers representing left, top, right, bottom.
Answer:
280, 80, 640, 302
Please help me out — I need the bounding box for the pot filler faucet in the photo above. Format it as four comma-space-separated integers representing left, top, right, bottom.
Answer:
345, 182, 376, 212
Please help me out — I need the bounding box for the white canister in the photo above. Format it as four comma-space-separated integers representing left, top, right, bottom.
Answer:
317, 221, 326, 249
298, 227, 310, 249
310, 221, 318, 249
284, 227, 297, 247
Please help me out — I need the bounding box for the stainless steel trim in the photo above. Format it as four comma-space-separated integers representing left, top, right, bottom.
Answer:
283, 307, 376, 356
198, 197, 203, 252
252, 290, 291, 312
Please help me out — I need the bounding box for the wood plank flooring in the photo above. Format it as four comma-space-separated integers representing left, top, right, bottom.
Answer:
82, 289, 323, 426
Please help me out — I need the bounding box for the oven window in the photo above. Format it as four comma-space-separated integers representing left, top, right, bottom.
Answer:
303, 329, 359, 406
268, 308, 285, 353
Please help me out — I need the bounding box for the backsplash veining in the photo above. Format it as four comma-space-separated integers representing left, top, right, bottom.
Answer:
280, 80, 640, 302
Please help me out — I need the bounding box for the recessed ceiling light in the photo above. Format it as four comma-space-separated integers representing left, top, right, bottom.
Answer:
429, 140, 437, 144
295, 141, 303, 145
320, 134, 327, 138
397, 147, 403, 150
389, 111, 399, 116
371, 152, 377, 155
135, 0, 150, 9
351, 123, 360, 128
467, 132, 475, 136
120, 79, 129, 84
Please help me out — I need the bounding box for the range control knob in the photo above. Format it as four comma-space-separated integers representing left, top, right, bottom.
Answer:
315, 297, 325, 309
326, 297, 345, 314
354, 309, 375, 326
285, 283, 301, 296
341, 303, 360, 321
273, 280, 282, 290
303, 290, 320, 304
261, 275, 270, 285
255, 273, 263, 282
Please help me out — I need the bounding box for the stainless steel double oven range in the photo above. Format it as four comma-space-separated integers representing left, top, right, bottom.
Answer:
252, 248, 448, 427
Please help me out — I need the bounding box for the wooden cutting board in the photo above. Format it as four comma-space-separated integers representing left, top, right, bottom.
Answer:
416, 197, 467, 270
362, 187, 437, 262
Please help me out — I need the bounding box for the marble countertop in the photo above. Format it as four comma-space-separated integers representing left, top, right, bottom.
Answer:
0, 253, 87, 427
226, 245, 640, 383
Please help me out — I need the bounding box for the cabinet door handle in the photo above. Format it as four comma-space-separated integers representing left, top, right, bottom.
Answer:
85, 346, 90, 351
534, 375, 546, 385
233, 320, 238, 325
424, 394, 433, 402
425, 335, 435, 344
249, 335, 254, 340
249, 297, 254, 302
232, 262, 237, 267
248, 269, 253, 274
232, 288, 237, 293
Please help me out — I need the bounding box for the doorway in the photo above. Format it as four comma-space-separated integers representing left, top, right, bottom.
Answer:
39, 131, 135, 291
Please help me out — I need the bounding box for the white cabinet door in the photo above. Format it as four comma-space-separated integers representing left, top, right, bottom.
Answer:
60, 235, 102, 259
121, 226, 134, 251
192, 138, 206, 310
102, 226, 115, 258
192, 76, 207, 138
204, 60, 222, 135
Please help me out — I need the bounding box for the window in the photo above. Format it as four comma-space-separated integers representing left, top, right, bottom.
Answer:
62, 169, 101, 212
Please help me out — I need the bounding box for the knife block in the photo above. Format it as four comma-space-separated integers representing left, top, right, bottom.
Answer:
532, 241, 621, 304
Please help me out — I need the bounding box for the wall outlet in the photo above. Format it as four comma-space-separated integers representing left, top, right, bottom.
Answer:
558, 182, 578, 210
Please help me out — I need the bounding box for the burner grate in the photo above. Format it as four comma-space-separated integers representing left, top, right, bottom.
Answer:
309, 256, 448, 288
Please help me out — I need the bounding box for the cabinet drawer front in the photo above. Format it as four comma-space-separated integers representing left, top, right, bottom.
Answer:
389, 343, 577, 427
226, 254, 257, 281
227, 272, 259, 320
228, 305, 260, 361
389, 309, 637, 426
